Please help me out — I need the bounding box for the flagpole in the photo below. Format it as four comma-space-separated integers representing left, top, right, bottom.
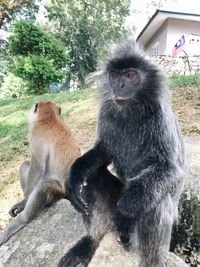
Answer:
183, 50, 192, 75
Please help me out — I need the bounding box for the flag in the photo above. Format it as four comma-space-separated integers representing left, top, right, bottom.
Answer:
172, 35, 186, 58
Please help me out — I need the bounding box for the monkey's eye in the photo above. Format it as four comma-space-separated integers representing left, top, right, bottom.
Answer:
126, 71, 137, 81
110, 72, 119, 80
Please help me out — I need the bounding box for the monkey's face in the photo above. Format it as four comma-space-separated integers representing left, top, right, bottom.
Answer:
108, 68, 143, 105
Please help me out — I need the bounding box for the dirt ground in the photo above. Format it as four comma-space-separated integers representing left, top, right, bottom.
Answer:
172, 85, 200, 136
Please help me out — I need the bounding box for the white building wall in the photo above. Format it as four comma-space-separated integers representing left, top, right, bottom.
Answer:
144, 18, 200, 56
166, 19, 200, 56
144, 20, 168, 56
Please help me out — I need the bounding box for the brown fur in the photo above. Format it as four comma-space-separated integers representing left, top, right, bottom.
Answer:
28, 101, 81, 197
0, 101, 81, 246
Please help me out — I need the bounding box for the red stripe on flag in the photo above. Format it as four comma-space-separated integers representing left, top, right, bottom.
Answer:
172, 43, 185, 58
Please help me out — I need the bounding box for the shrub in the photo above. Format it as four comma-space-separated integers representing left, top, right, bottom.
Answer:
0, 72, 28, 98
9, 20, 71, 94
14, 55, 64, 95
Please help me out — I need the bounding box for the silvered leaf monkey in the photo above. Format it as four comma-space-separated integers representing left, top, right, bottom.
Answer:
59, 40, 186, 267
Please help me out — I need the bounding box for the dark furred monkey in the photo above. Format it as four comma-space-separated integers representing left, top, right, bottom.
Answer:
59, 41, 186, 267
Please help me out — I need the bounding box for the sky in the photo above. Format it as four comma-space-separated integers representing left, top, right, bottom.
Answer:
128, 0, 200, 37
1, 0, 200, 40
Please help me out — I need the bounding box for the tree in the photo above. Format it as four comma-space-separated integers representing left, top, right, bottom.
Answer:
0, 38, 13, 87
9, 20, 70, 94
46, 0, 130, 84
0, 0, 39, 28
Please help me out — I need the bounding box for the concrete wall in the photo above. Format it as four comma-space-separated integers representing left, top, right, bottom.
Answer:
151, 55, 200, 76
144, 19, 200, 56
144, 20, 168, 56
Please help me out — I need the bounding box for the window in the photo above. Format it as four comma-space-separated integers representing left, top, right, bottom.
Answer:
189, 34, 200, 46
152, 41, 160, 56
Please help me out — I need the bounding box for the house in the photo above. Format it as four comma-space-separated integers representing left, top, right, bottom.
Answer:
136, 10, 200, 56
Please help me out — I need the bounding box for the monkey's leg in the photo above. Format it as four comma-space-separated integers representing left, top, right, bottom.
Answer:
7, 161, 31, 218
137, 194, 174, 267
19, 160, 30, 192
0, 179, 64, 246
59, 168, 123, 267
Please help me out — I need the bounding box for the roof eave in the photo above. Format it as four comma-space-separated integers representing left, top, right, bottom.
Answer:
136, 10, 200, 46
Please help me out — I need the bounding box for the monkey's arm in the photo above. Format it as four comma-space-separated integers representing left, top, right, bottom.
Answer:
24, 153, 47, 198
116, 165, 180, 240
69, 143, 110, 213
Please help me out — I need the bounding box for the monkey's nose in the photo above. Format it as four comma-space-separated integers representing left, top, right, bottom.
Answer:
120, 83, 124, 88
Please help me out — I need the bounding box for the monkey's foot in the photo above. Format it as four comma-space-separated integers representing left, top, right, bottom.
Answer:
9, 200, 26, 217
58, 236, 97, 267
58, 248, 91, 267
9, 206, 20, 217
58, 253, 87, 267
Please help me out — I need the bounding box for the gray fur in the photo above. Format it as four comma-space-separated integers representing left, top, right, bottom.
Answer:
59, 39, 186, 267
0, 161, 64, 246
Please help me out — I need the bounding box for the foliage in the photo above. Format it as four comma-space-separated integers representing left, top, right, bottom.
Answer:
0, 0, 40, 88
9, 20, 70, 94
0, 0, 39, 28
9, 20, 68, 68
0, 42, 12, 87
0, 72, 28, 98
46, 0, 131, 83
13, 55, 64, 95
0, 88, 92, 162
171, 193, 200, 266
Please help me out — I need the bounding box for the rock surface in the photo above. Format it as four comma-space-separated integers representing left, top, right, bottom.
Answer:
1, 137, 199, 267
0, 199, 189, 267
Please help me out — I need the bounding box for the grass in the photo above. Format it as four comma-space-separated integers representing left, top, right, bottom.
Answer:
0, 89, 94, 162
170, 74, 200, 87
0, 78, 200, 230
0, 88, 98, 230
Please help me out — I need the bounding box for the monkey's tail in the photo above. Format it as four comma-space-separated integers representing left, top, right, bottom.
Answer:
58, 234, 99, 267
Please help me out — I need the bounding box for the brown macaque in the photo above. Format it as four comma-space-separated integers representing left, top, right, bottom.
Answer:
0, 101, 81, 245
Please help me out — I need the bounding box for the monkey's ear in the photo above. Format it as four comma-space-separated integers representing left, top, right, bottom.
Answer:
34, 103, 38, 113
58, 107, 61, 115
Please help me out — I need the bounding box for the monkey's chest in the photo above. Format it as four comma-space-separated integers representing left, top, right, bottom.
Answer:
100, 120, 140, 178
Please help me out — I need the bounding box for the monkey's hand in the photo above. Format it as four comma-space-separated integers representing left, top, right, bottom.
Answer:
68, 164, 89, 215
68, 146, 109, 215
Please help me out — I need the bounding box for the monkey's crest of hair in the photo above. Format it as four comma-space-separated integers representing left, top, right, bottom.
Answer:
87, 39, 170, 102
106, 39, 143, 61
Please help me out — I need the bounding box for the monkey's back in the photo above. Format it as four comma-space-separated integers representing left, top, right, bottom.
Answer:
30, 119, 81, 185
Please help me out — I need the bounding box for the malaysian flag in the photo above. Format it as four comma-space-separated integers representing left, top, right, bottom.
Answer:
172, 35, 186, 58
